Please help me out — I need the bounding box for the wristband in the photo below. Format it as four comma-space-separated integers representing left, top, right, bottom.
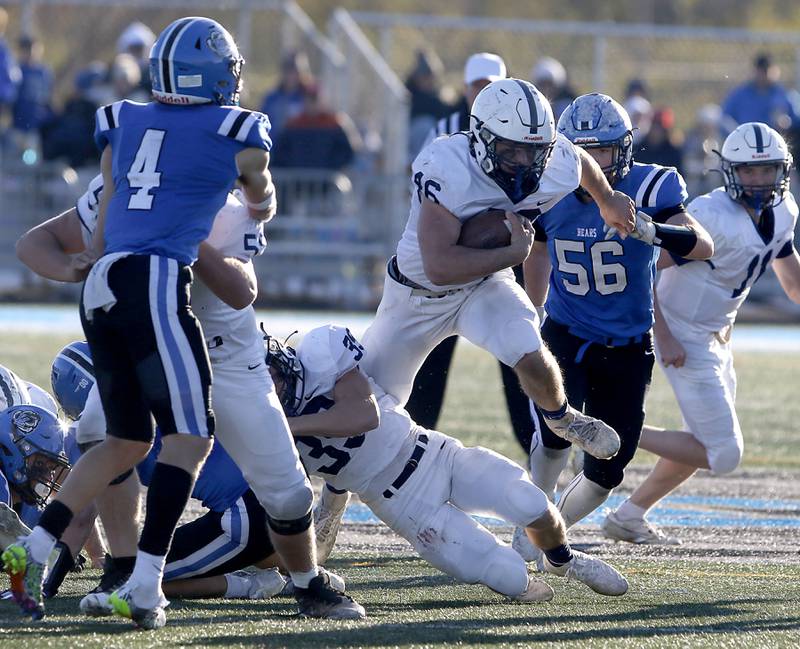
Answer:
245, 188, 276, 212
653, 222, 698, 257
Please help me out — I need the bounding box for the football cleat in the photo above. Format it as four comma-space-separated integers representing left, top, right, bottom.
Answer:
543, 550, 628, 596
602, 511, 681, 546
546, 407, 620, 459
245, 568, 288, 600
109, 583, 168, 630
314, 488, 350, 564
294, 570, 365, 620
282, 566, 346, 597
513, 575, 555, 602
511, 527, 544, 571
2, 539, 46, 620
80, 554, 135, 616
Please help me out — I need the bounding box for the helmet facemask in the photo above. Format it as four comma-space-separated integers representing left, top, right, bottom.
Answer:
12, 435, 70, 507
262, 328, 305, 416
722, 158, 792, 212
475, 125, 554, 203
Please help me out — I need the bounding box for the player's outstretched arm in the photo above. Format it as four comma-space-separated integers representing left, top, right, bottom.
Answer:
523, 240, 551, 309
286, 368, 379, 438
654, 210, 714, 260
419, 199, 532, 285
576, 148, 635, 237
16, 208, 87, 282
193, 242, 257, 310
773, 245, 800, 304
236, 148, 277, 222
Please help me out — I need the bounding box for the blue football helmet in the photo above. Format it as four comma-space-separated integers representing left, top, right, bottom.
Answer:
0, 405, 70, 507
51, 341, 94, 421
262, 326, 305, 416
149, 17, 244, 106
558, 93, 634, 185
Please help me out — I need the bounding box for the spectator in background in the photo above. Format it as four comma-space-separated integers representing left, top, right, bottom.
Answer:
722, 53, 799, 130
273, 85, 361, 171
636, 107, 683, 172
11, 35, 52, 147
625, 94, 653, 149
0, 8, 20, 133
625, 78, 650, 102
682, 104, 727, 197
260, 51, 315, 147
530, 56, 576, 119
40, 63, 109, 168
406, 48, 452, 160
110, 52, 148, 102
421, 52, 506, 149
116, 21, 155, 93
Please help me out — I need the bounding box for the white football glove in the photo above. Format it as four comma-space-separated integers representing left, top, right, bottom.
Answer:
604, 211, 657, 245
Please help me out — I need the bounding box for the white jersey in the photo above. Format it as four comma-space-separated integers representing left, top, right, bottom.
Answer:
657, 188, 798, 339
25, 382, 58, 414
396, 132, 581, 290
293, 325, 415, 494
76, 176, 268, 364
0, 365, 32, 411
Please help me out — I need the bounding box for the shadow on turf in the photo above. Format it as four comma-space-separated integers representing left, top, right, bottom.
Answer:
3, 596, 800, 645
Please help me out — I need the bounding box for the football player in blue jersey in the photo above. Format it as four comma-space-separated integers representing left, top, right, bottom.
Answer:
512, 94, 714, 562
3, 17, 298, 629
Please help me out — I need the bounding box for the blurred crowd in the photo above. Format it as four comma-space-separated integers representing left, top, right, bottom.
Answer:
1, 5, 799, 205
405, 47, 800, 198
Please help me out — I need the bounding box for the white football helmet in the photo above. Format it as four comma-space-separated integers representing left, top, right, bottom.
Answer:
720, 122, 792, 211
470, 78, 556, 202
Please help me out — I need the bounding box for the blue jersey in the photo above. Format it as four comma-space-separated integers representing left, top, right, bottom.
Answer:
136, 430, 248, 513
95, 100, 271, 264
537, 163, 688, 342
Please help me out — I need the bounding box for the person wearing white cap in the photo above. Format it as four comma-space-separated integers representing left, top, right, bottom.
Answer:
531, 56, 576, 119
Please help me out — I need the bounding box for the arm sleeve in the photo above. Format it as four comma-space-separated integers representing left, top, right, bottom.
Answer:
776, 240, 795, 259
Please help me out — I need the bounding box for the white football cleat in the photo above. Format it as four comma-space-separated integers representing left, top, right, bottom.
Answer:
314, 488, 350, 564
511, 527, 544, 571
80, 591, 114, 617
546, 407, 620, 459
513, 575, 555, 602
109, 582, 169, 630
543, 550, 628, 596
246, 568, 288, 600
602, 511, 681, 546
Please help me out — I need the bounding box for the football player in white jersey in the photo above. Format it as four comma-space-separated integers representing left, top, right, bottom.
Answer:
15, 177, 365, 620
265, 324, 629, 602
362, 78, 636, 467
603, 122, 800, 544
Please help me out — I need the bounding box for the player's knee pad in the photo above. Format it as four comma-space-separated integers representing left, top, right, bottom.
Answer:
501, 318, 542, 366
501, 478, 550, 528
267, 509, 312, 536
583, 462, 624, 491
260, 477, 314, 523
708, 439, 743, 475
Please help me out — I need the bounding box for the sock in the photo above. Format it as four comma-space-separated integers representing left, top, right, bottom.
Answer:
539, 400, 568, 420
129, 550, 167, 608
557, 472, 612, 529
24, 526, 59, 565
138, 463, 195, 556
35, 499, 74, 547
224, 573, 251, 599
615, 499, 648, 521
543, 543, 574, 567
528, 444, 570, 503
289, 567, 319, 589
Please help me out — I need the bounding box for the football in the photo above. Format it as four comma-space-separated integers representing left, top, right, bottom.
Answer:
457, 209, 512, 249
